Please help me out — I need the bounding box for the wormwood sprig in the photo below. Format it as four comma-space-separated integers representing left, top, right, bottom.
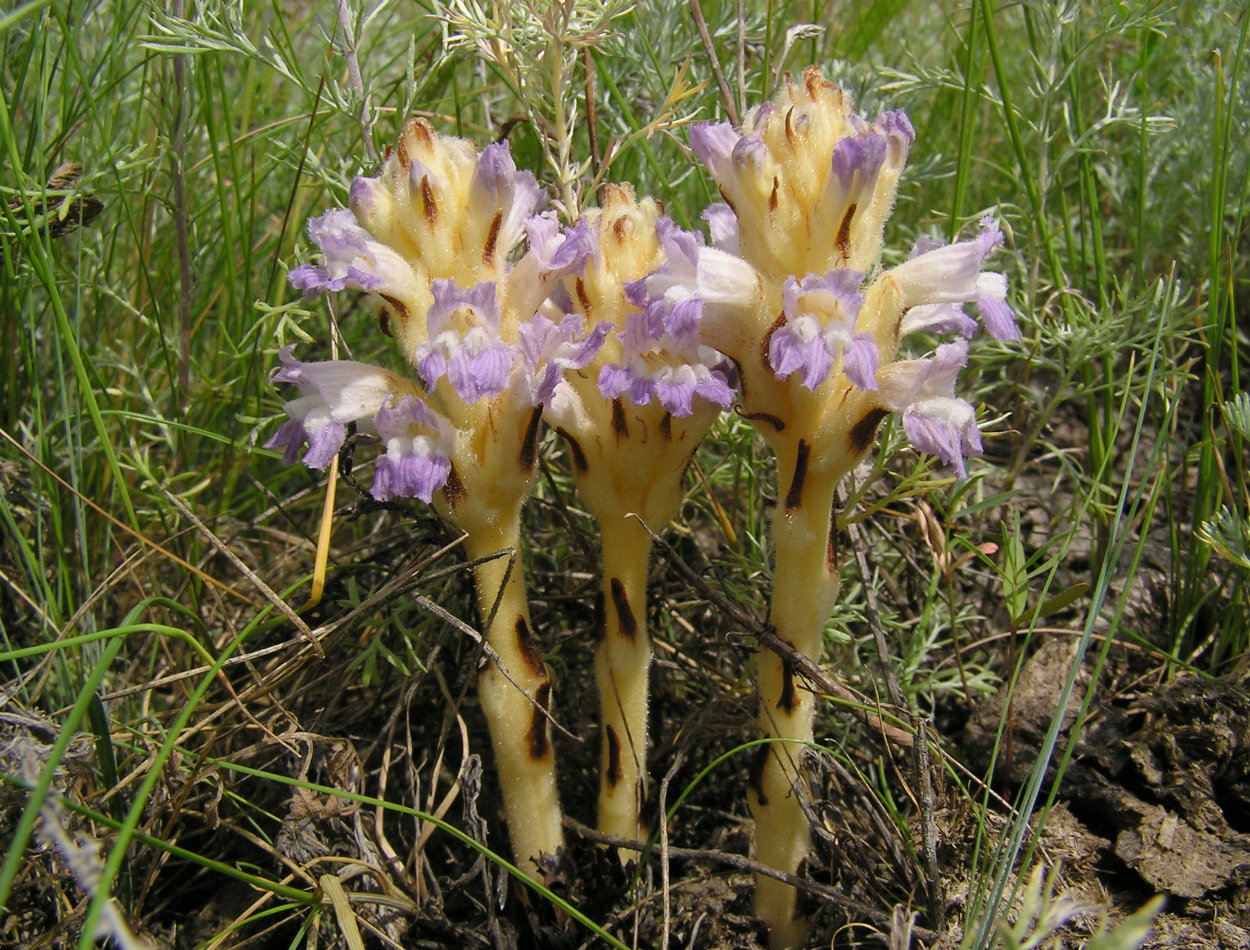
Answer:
435, 0, 632, 219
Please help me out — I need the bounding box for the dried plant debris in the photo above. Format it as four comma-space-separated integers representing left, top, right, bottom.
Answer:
4, 162, 103, 240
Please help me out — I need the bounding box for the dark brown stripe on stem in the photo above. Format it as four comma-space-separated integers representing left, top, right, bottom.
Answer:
826, 501, 838, 572
744, 411, 786, 432
555, 427, 588, 474
849, 408, 888, 455
768, 176, 779, 214
526, 682, 552, 760
515, 617, 546, 679
443, 465, 466, 508
836, 202, 857, 261
610, 577, 637, 640
483, 210, 502, 264
777, 656, 799, 713
576, 277, 593, 314
660, 411, 672, 441
761, 311, 786, 370
519, 406, 542, 472
611, 398, 629, 438
420, 176, 437, 225
784, 439, 811, 512
379, 295, 409, 337
604, 725, 623, 788
748, 745, 770, 806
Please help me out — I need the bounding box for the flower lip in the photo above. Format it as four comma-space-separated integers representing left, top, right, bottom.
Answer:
518, 313, 612, 406
892, 218, 1018, 342
524, 213, 597, 275
830, 133, 887, 194
415, 279, 518, 402
266, 345, 416, 470
769, 270, 877, 391
287, 209, 418, 301
876, 339, 982, 477
876, 109, 916, 154
688, 121, 740, 184
371, 396, 454, 503
596, 297, 735, 417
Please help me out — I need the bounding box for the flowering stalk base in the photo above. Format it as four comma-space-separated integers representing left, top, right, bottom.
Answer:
594, 512, 654, 845
463, 515, 563, 880
750, 438, 847, 949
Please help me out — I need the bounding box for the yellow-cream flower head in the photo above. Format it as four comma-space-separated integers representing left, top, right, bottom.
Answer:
331, 119, 543, 359
574, 184, 664, 349
692, 67, 915, 283
541, 185, 735, 431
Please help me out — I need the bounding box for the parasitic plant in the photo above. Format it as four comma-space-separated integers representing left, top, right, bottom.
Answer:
635, 68, 1017, 947
270, 119, 604, 878
540, 184, 734, 844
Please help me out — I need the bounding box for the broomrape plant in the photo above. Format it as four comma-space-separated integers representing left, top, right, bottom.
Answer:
633, 68, 1016, 947
271, 119, 599, 878
267, 68, 1015, 948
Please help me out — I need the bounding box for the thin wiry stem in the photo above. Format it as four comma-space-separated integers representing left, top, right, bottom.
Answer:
170, 0, 192, 401
690, 0, 739, 125
334, 0, 377, 164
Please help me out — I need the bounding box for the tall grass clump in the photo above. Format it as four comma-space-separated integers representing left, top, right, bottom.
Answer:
1, 2, 1245, 949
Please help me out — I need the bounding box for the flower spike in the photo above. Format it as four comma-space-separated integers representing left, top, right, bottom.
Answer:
659, 67, 1016, 949
272, 119, 615, 880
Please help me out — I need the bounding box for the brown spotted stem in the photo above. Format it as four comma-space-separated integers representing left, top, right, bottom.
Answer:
561, 402, 692, 846
594, 508, 657, 845
440, 402, 561, 880
459, 509, 563, 879
749, 434, 853, 948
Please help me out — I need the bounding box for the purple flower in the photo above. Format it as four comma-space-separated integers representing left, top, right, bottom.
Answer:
414, 279, 517, 402
829, 134, 887, 198
635, 218, 761, 311
891, 218, 1018, 342
518, 313, 611, 406
876, 109, 916, 160
524, 213, 597, 274
265, 345, 418, 470
597, 297, 735, 417
768, 270, 877, 391
288, 209, 419, 301
899, 303, 979, 339
371, 397, 455, 503
689, 121, 742, 185
876, 340, 982, 477
472, 141, 542, 261
702, 203, 741, 255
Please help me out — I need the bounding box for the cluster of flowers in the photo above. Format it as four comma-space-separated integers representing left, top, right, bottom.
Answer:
267, 69, 1015, 949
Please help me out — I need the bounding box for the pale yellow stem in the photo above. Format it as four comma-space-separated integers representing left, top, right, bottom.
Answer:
463, 516, 563, 879
751, 436, 846, 950
594, 512, 654, 844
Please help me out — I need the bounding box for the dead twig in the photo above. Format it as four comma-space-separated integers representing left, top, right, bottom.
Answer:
563, 817, 938, 943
